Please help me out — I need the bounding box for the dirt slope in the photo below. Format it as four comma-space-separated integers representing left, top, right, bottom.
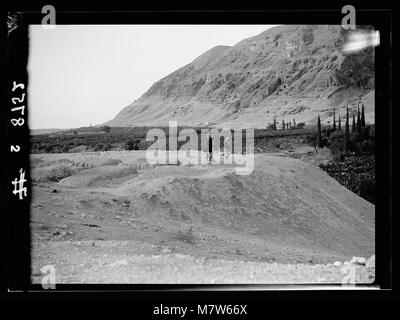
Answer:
107, 25, 375, 128
31, 151, 374, 263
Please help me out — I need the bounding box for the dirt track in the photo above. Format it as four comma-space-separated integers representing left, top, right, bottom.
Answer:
32, 240, 375, 284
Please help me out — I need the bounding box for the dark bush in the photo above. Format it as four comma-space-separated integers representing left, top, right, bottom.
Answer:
61, 144, 69, 153
125, 138, 139, 151
101, 125, 111, 133
93, 143, 104, 151
328, 130, 345, 159
307, 131, 328, 150
319, 156, 375, 203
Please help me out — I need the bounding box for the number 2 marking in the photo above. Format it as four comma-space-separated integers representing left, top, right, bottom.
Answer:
10, 145, 20, 152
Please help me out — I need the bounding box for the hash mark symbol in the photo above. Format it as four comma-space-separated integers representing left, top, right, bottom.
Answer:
12, 168, 27, 200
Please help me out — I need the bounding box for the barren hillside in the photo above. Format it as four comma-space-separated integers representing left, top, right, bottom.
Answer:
107, 25, 375, 128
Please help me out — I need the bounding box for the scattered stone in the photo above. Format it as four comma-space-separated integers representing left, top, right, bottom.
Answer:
196, 257, 206, 264
162, 247, 172, 254
350, 256, 367, 266
110, 259, 128, 267
366, 255, 375, 268
81, 223, 100, 228
51, 189, 58, 193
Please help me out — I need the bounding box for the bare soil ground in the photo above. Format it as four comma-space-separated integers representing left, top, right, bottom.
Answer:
30, 150, 375, 284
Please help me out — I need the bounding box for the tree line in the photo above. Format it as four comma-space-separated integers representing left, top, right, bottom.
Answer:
314, 103, 373, 160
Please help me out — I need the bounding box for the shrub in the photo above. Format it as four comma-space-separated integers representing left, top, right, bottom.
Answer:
68, 145, 87, 153
61, 144, 69, 153
360, 139, 375, 155
47, 164, 73, 181
93, 143, 104, 151
101, 125, 111, 133
319, 156, 375, 203
125, 138, 139, 151
349, 130, 374, 156
125, 139, 134, 150
44, 145, 53, 153
327, 130, 345, 159
307, 130, 328, 150
176, 226, 195, 244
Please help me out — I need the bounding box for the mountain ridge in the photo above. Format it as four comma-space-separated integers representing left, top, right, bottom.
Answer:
107, 25, 375, 128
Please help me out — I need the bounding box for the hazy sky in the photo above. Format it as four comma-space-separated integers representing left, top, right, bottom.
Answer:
28, 25, 277, 129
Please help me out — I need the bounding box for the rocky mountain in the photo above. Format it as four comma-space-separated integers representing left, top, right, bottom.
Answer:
107, 25, 375, 128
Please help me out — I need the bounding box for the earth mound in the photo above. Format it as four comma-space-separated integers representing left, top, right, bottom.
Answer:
59, 165, 138, 188
32, 152, 374, 263
112, 155, 374, 258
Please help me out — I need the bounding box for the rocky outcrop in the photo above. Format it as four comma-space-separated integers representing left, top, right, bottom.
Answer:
107, 25, 375, 128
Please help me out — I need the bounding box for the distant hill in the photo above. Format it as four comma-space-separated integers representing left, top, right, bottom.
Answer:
30, 128, 67, 135
31, 126, 106, 136
107, 25, 375, 128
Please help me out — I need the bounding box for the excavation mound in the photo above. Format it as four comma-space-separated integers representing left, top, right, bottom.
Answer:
59, 165, 138, 188
119, 155, 374, 258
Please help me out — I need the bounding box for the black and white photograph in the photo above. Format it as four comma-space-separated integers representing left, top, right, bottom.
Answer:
3, 7, 395, 295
